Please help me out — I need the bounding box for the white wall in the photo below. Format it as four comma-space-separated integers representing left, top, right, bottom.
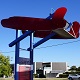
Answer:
44, 67, 51, 75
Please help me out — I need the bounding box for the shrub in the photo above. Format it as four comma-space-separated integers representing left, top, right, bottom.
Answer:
33, 74, 38, 78
59, 71, 80, 78
39, 74, 46, 78
59, 74, 68, 78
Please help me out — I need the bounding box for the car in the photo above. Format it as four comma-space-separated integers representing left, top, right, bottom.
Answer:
68, 74, 80, 80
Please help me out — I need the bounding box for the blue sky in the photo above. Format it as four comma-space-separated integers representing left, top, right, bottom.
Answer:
0, 0, 80, 67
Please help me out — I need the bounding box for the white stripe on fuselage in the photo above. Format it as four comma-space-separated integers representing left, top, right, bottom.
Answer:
64, 22, 69, 29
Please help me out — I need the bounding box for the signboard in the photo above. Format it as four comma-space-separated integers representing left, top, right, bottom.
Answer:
19, 57, 30, 65
19, 65, 30, 80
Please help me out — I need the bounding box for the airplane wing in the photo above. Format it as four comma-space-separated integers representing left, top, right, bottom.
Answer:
34, 30, 75, 39
34, 21, 80, 39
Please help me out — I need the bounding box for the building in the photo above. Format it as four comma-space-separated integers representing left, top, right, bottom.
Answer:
34, 62, 68, 77
11, 61, 69, 78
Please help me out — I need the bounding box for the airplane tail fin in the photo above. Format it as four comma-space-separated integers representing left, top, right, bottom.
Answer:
51, 7, 67, 28
69, 21, 80, 38
52, 7, 67, 19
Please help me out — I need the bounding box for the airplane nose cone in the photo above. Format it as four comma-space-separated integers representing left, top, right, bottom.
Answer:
1, 18, 12, 29
1, 19, 7, 27
1, 17, 19, 29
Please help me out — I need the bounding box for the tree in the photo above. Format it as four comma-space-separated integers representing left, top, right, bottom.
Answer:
0, 53, 12, 77
77, 66, 80, 71
69, 66, 77, 71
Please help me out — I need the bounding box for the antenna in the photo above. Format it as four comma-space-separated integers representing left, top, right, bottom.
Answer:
51, 8, 55, 14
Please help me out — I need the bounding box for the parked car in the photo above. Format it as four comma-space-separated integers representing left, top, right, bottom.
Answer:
68, 74, 80, 80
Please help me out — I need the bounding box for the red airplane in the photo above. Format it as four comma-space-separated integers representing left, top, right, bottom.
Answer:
1, 7, 80, 39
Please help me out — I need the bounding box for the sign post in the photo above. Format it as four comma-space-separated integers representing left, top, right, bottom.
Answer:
14, 30, 20, 80
19, 57, 30, 80
30, 32, 34, 80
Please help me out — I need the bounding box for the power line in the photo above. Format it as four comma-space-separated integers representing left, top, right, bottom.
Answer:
19, 48, 27, 51
0, 51, 14, 53
0, 49, 25, 53
0, 39, 80, 53
36, 39, 80, 49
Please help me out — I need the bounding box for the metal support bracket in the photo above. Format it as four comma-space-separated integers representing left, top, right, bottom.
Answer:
27, 32, 56, 51
9, 30, 34, 47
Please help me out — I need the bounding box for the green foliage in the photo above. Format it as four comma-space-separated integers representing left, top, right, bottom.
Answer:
77, 66, 80, 71
69, 65, 80, 72
59, 74, 68, 78
33, 74, 38, 78
59, 71, 80, 78
39, 74, 46, 78
69, 66, 77, 71
0, 53, 12, 77
65, 71, 80, 75
33, 73, 46, 78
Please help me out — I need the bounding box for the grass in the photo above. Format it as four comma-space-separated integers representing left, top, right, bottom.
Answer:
0, 78, 68, 80
34, 78, 68, 80
0, 78, 13, 80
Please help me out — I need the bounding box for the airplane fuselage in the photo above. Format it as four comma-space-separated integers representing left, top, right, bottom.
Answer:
1, 16, 67, 31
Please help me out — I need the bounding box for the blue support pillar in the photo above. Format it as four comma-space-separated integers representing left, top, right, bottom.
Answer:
30, 32, 34, 80
14, 30, 20, 80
